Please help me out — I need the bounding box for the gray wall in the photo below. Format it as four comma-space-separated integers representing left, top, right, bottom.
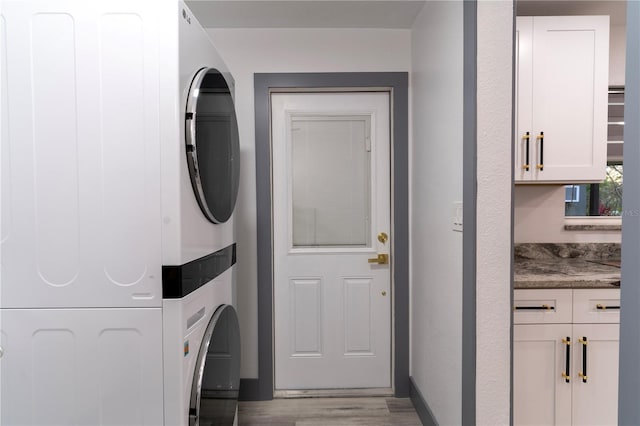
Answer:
618, 1, 640, 424
410, 2, 465, 424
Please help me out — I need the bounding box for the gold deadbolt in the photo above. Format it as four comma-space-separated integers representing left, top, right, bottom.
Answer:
378, 232, 389, 244
382, 291, 387, 296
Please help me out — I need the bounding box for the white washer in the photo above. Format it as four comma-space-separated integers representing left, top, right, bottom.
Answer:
163, 267, 240, 426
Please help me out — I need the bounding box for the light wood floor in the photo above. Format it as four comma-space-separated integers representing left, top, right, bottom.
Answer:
238, 397, 422, 426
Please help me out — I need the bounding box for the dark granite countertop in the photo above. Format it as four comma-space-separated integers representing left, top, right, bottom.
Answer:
514, 258, 620, 289
514, 243, 621, 289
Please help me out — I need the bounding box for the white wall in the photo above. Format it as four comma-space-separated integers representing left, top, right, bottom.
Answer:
514, 185, 622, 243
205, 28, 411, 378
409, 2, 463, 424
610, 24, 626, 86
476, 1, 512, 424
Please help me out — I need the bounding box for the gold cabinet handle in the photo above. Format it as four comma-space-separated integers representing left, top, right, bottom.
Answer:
368, 254, 389, 265
522, 131, 530, 171
536, 131, 544, 171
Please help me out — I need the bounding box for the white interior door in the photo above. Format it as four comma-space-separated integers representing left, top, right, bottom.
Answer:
272, 92, 391, 390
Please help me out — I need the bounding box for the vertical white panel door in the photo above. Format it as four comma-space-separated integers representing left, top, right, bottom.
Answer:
0, 308, 163, 425
514, 16, 533, 183
514, 324, 572, 425
272, 92, 391, 390
1, 3, 163, 308
571, 324, 619, 426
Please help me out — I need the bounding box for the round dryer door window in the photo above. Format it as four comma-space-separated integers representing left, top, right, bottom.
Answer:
186, 68, 240, 224
190, 304, 241, 426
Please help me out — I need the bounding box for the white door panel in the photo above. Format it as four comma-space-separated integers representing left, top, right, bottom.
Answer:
1, 3, 163, 308
572, 324, 619, 426
0, 308, 164, 425
514, 324, 573, 425
272, 92, 391, 390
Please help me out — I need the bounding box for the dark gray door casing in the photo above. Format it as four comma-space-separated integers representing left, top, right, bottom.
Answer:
462, 1, 478, 424
251, 73, 409, 400
619, 1, 640, 424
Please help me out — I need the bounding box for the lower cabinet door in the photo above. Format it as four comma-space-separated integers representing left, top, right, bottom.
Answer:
514, 324, 573, 425
571, 323, 619, 426
0, 308, 164, 426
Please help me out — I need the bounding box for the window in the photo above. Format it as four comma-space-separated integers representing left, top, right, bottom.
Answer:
565, 87, 624, 217
565, 185, 581, 203
565, 165, 623, 216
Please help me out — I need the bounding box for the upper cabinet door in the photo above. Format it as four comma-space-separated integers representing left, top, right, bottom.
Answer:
516, 16, 609, 183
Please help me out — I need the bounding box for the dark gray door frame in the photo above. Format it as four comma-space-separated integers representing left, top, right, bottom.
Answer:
246, 72, 409, 401
462, 1, 478, 424
619, 1, 640, 424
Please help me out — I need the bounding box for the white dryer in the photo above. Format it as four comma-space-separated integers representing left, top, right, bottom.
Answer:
161, 1, 240, 269
162, 4, 240, 298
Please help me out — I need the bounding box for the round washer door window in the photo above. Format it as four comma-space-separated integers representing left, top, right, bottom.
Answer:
186, 68, 240, 224
190, 304, 241, 426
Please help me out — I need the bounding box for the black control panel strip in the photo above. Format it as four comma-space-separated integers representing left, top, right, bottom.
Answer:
162, 243, 236, 299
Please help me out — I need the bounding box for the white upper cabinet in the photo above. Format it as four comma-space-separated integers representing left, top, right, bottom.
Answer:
515, 16, 609, 183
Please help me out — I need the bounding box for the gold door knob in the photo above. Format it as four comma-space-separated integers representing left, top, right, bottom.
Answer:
368, 254, 389, 265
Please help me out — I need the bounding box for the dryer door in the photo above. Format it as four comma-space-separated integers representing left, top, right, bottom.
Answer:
190, 304, 241, 426
186, 68, 240, 224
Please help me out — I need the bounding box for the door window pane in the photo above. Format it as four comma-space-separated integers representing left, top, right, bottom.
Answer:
291, 115, 371, 247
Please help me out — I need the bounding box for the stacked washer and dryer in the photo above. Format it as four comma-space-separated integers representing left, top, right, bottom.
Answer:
1, 2, 241, 425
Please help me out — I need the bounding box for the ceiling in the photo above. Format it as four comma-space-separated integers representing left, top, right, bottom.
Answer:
186, 0, 627, 29
185, 0, 426, 28
517, 1, 627, 26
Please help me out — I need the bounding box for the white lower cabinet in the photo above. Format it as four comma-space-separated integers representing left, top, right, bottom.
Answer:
514, 289, 620, 426
514, 324, 573, 425
571, 323, 619, 426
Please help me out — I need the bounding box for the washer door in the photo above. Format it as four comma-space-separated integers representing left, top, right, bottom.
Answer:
186, 68, 240, 224
190, 305, 241, 426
